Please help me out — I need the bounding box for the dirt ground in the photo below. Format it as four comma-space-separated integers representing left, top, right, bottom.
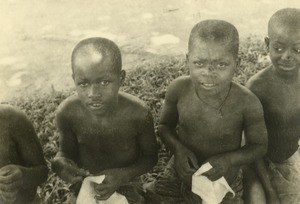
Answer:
0, 0, 299, 100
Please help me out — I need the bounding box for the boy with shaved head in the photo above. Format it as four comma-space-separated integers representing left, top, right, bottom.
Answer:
147, 20, 268, 203
247, 8, 300, 203
52, 37, 158, 203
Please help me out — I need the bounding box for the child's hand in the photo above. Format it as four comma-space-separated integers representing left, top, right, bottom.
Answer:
53, 157, 89, 184
174, 147, 199, 186
93, 169, 125, 201
0, 165, 23, 203
203, 155, 231, 181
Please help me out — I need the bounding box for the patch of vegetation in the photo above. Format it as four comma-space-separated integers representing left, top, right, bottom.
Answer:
6, 36, 270, 203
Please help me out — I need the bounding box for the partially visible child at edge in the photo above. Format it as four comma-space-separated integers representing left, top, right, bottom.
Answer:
0, 105, 48, 204
51, 37, 158, 204
146, 20, 268, 203
246, 8, 300, 204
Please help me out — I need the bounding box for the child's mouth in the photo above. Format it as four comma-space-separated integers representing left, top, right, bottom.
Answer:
201, 83, 217, 88
88, 103, 104, 110
278, 63, 296, 71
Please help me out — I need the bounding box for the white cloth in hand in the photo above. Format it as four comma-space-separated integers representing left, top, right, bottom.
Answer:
191, 162, 235, 204
76, 175, 128, 204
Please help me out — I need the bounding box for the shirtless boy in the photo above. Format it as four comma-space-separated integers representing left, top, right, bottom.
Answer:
51, 37, 158, 203
149, 20, 268, 203
246, 8, 300, 204
0, 105, 48, 203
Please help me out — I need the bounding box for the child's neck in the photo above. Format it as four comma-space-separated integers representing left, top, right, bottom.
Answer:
195, 82, 232, 110
273, 66, 299, 84
91, 99, 119, 120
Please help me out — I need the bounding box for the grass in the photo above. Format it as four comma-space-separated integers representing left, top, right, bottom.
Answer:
5, 36, 270, 203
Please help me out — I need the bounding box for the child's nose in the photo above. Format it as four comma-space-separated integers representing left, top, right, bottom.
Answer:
201, 64, 215, 76
281, 49, 292, 60
88, 84, 101, 97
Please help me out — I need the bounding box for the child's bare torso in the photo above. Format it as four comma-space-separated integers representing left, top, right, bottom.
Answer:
248, 67, 300, 162
74, 114, 139, 174
176, 78, 248, 182
65, 94, 145, 174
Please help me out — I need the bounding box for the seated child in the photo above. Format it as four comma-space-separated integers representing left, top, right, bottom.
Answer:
0, 105, 48, 204
51, 37, 158, 204
147, 20, 268, 203
246, 8, 300, 204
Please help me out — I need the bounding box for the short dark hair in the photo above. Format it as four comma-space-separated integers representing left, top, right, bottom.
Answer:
71, 37, 122, 73
268, 8, 300, 38
188, 20, 239, 57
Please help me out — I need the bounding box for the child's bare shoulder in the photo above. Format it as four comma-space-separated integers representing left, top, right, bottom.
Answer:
119, 92, 151, 119
0, 105, 35, 141
246, 66, 273, 94
231, 82, 262, 106
56, 95, 82, 119
165, 76, 191, 99
169, 76, 191, 90
0, 104, 28, 124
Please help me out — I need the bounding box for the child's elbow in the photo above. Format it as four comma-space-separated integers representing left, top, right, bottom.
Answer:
152, 152, 158, 167
41, 164, 49, 183
51, 157, 63, 174
157, 124, 169, 140
258, 142, 268, 157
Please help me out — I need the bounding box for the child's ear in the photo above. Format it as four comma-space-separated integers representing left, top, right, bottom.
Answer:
120, 70, 126, 85
265, 37, 270, 50
186, 54, 189, 62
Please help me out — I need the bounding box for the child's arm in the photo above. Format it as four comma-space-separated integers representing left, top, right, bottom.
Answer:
51, 109, 89, 185
0, 109, 48, 202
204, 94, 268, 181
94, 110, 158, 201
158, 80, 199, 185
255, 159, 280, 204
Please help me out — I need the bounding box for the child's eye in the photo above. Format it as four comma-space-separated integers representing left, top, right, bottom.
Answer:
78, 82, 89, 87
100, 81, 109, 86
217, 63, 226, 68
274, 47, 283, 52
194, 61, 204, 67
294, 48, 300, 53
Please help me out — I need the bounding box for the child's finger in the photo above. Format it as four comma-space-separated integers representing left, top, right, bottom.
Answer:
1, 190, 17, 202
94, 191, 113, 201
207, 173, 222, 181
202, 167, 217, 178
94, 183, 109, 193
68, 175, 83, 185
0, 169, 10, 177
188, 155, 199, 169
202, 168, 223, 181
68, 165, 89, 177
75, 168, 89, 177
0, 175, 16, 185
0, 180, 22, 192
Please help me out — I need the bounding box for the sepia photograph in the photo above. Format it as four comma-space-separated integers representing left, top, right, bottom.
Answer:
0, 0, 299, 203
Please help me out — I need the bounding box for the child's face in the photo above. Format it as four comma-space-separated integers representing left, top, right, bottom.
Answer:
267, 27, 300, 76
72, 53, 124, 115
187, 40, 237, 94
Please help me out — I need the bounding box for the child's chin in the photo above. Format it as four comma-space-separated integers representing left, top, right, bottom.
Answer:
87, 105, 107, 115
276, 65, 299, 75
200, 83, 218, 90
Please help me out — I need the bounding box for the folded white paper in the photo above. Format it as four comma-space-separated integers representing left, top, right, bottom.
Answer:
192, 162, 235, 204
76, 175, 128, 204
